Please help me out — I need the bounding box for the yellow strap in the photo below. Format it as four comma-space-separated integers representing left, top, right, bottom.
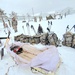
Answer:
4, 38, 10, 48
33, 67, 55, 75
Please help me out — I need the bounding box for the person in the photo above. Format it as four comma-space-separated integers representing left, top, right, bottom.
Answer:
4, 23, 11, 34
48, 21, 50, 25
60, 15, 62, 19
65, 13, 66, 18
26, 22, 29, 27
73, 25, 75, 31
37, 24, 43, 34
51, 21, 52, 25
66, 25, 69, 32
12, 17, 18, 32
8, 20, 11, 27
48, 21, 52, 25
1, 16, 10, 34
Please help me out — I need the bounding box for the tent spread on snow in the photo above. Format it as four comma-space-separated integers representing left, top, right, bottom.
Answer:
6, 42, 61, 75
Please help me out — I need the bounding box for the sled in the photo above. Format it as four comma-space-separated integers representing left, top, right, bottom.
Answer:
31, 59, 61, 75
6, 42, 61, 75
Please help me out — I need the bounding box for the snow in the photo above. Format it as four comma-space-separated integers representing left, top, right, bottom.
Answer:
0, 14, 75, 75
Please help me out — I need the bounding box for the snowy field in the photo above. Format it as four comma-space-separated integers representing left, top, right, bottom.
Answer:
0, 14, 75, 75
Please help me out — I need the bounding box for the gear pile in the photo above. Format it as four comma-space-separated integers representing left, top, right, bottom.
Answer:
14, 32, 59, 46
62, 31, 75, 48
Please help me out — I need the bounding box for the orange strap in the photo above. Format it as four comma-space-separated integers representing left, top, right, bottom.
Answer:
4, 38, 10, 48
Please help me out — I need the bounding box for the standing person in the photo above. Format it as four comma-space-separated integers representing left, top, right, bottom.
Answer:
1, 17, 10, 34
4, 23, 11, 35
12, 17, 18, 32
65, 13, 66, 18
4, 23, 9, 34
8, 19, 11, 27
37, 24, 43, 34
48, 21, 52, 32
60, 14, 62, 19
26, 22, 30, 35
66, 25, 69, 32
73, 25, 75, 31
48, 21, 50, 25
51, 21, 52, 25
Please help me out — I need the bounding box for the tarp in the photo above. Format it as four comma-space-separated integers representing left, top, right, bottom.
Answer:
6, 42, 60, 72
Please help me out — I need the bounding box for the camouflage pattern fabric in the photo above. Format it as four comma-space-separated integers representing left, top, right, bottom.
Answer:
62, 32, 74, 47
14, 32, 58, 46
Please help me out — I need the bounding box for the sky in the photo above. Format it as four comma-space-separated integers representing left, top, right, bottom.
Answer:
0, 0, 75, 15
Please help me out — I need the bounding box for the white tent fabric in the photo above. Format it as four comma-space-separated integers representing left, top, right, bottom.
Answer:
6, 42, 60, 72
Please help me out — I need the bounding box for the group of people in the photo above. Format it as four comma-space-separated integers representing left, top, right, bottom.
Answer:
37, 21, 53, 34
3, 17, 18, 34
5, 18, 75, 35
2, 16, 44, 35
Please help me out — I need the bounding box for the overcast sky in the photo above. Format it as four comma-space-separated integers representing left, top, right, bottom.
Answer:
0, 0, 75, 15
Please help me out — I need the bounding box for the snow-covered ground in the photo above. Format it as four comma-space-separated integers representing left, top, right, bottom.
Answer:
0, 14, 75, 75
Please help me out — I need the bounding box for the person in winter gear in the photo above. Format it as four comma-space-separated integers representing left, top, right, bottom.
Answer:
48, 21, 50, 25
12, 17, 18, 32
26, 22, 29, 26
51, 21, 52, 25
37, 24, 43, 34
66, 25, 69, 32
8, 20, 11, 27
73, 25, 75, 31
